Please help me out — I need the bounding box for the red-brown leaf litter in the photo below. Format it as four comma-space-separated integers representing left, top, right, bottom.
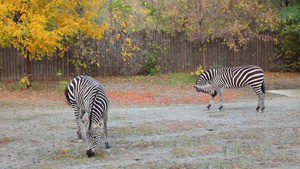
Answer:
1, 72, 299, 108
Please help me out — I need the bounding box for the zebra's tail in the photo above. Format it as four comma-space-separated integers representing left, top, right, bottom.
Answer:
64, 87, 71, 105
261, 80, 265, 94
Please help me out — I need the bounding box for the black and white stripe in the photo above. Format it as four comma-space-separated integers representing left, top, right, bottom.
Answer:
194, 65, 265, 112
65, 75, 110, 157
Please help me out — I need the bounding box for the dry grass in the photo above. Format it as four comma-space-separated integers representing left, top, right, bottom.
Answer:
0, 137, 22, 148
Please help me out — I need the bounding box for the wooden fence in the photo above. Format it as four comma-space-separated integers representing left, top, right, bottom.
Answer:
0, 31, 278, 81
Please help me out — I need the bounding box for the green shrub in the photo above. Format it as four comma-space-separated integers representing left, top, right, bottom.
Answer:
145, 51, 160, 75
18, 75, 31, 89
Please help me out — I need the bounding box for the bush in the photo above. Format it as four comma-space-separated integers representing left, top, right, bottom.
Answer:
190, 65, 204, 78
277, 34, 300, 71
18, 75, 31, 89
145, 51, 160, 75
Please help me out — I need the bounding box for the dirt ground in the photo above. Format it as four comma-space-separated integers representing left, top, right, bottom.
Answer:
0, 73, 300, 169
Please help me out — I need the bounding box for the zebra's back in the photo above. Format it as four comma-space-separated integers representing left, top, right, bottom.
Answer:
231, 65, 264, 88
211, 65, 264, 89
66, 75, 108, 115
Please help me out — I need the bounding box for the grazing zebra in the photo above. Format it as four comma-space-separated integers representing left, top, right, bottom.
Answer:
65, 75, 110, 157
193, 65, 265, 112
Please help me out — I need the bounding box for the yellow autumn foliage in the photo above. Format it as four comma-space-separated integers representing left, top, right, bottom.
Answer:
190, 65, 204, 76
0, 0, 106, 60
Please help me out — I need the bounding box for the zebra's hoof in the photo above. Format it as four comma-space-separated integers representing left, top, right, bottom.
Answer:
105, 142, 110, 149
87, 149, 95, 157
77, 133, 83, 140
218, 106, 223, 111
206, 104, 211, 110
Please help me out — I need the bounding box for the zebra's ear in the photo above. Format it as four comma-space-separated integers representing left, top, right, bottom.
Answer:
194, 85, 200, 89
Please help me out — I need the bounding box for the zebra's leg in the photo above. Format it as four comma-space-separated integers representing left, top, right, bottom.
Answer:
103, 114, 110, 149
216, 87, 224, 111
255, 92, 260, 111
259, 93, 265, 112
260, 82, 266, 112
80, 109, 86, 121
256, 99, 260, 112
256, 92, 265, 112
253, 86, 265, 112
207, 90, 217, 110
73, 105, 83, 139
207, 95, 214, 110
80, 110, 88, 126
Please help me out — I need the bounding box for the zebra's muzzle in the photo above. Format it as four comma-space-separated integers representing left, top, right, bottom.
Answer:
87, 148, 95, 157
194, 85, 201, 92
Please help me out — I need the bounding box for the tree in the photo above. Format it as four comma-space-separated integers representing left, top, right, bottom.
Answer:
145, 0, 278, 50
276, 0, 300, 71
94, 0, 152, 74
0, 0, 107, 85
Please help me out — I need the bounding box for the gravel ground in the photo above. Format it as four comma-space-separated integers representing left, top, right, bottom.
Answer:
0, 91, 300, 168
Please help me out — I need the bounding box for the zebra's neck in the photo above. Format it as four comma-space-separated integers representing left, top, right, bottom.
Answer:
205, 68, 217, 84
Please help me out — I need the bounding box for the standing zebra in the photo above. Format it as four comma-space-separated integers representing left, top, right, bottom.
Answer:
65, 75, 110, 157
194, 65, 265, 112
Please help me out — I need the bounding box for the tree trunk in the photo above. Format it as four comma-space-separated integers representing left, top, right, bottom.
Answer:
25, 51, 32, 87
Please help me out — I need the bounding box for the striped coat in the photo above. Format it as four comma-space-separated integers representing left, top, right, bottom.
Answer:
194, 65, 265, 111
65, 75, 110, 157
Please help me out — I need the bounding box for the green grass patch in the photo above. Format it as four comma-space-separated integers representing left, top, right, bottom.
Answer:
156, 73, 196, 86
50, 147, 109, 162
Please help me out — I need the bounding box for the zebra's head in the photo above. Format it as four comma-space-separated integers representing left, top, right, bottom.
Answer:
194, 84, 215, 95
194, 69, 215, 92
86, 124, 101, 157
193, 84, 202, 92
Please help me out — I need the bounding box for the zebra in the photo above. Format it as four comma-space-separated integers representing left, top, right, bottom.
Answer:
65, 75, 110, 157
193, 65, 265, 112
